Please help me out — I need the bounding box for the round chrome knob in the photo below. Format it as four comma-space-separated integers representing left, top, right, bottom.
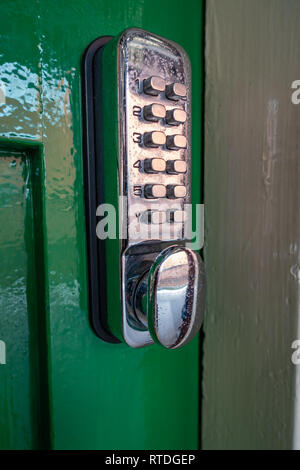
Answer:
134, 245, 206, 349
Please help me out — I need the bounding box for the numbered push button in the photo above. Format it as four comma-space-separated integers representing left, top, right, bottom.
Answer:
141, 210, 166, 224
144, 184, 166, 199
167, 210, 187, 223
144, 131, 166, 148
166, 160, 187, 174
166, 83, 187, 101
143, 76, 165, 96
166, 109, 186, 126
144, 104, 166, 122
144, 158, 166, 173
166, 135, 187, 150
166, 185, 186, 199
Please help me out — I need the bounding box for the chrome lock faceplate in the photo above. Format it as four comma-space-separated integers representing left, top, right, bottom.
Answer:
83, 28, 205, 348
113, 29, 205, 348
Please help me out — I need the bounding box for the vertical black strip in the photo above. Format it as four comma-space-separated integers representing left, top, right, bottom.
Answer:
81, 37, 120, 343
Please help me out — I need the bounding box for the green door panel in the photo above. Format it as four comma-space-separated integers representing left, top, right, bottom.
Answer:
0, 145, 49, 449
0, 0, 203, 449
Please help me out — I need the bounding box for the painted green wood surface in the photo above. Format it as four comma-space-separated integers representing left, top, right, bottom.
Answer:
0, 152, 37, 449
0, 1, 203, 449
0, 144, 49, 450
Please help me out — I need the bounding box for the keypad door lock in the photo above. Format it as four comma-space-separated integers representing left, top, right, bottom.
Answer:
82, 28, 206, 348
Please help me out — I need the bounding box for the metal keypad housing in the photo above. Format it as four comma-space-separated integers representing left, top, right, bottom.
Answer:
116, 29, 192, 347
118, 29, 191, 246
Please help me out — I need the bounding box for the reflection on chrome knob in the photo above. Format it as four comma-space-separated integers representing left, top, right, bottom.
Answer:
134, 245, 206, 349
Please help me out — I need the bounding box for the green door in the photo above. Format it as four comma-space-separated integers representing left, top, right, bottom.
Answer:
0, 0, 204, 449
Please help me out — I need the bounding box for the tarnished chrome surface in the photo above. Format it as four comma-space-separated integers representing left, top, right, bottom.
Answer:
147, 246, 205, 349
117, 28, 191, 246
117, 29, 204, 348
